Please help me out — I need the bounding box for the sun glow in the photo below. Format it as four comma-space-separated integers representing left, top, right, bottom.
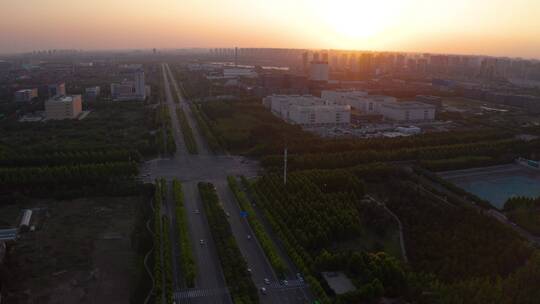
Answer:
313, 0, 405, 43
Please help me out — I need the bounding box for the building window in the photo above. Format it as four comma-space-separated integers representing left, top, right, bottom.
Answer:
424, 110, 428, 119
368, 103, 373, 111
405, 111, 410, 120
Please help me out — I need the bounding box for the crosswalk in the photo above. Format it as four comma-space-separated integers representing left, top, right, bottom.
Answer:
173, 280, 306, 302
174, 287, 229, 301
257, 279, 306, 290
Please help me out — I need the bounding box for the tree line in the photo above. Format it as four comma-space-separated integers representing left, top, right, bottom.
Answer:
262, 138, 540, 170
190, 103, 222, 153
172, 179, 196, 287
0, 149, 141, 167
175, 109, 198, 154
198, 182, 259, 304
228, 176, 288, 278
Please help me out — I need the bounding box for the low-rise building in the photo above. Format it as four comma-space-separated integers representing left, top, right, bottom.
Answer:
263, 94, 350, 126
45, 95, 82, 120
14, 88, 38, 102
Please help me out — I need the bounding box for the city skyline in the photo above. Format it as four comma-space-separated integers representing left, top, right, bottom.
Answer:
1, 0, 540, 59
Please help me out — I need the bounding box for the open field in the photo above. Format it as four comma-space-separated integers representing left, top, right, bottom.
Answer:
0, 196, 143, 304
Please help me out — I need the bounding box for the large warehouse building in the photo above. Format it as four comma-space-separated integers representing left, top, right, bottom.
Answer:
322, 90, 435, 122
263, 94, 350, 126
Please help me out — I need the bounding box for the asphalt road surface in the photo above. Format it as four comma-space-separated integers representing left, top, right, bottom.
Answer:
146, 63, 312, 304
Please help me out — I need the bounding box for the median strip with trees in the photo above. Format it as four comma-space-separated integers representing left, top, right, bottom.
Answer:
227, 176, 288, 278
176, 109, 198, 154
172, 179, 196, 287
198, 182, 259, 304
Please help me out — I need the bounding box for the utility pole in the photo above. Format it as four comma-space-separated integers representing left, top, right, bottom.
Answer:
283, 146, 288, 185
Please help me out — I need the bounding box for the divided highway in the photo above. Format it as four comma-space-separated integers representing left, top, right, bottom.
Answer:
146, 63, 312, 303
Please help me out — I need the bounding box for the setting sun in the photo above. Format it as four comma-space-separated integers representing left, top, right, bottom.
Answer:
315, 0, 403, 40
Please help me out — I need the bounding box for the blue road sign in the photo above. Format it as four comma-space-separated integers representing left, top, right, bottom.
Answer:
240, 211, 248, 218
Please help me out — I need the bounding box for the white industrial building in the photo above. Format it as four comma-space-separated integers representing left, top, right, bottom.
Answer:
45, 95, 82, 120
223, 68, 257, 78
322, 90, 396, 114
322, 90, 435, 122
111, 68, 146, 101
14, 88, 38, 102
263, 95, 350, 126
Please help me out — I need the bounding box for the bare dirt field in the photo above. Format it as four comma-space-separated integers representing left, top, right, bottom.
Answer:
0, 196, 143, 304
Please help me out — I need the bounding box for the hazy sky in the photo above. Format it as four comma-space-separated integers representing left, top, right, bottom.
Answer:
1, 0, 539, 58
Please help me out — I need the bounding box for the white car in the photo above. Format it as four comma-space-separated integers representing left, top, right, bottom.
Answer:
247, 235, 252, 240
260, 287, 267, 295
199, 239, 205, 246
195, 209, 200, 214
264, 278, 270, 285
247, 268, 252, 273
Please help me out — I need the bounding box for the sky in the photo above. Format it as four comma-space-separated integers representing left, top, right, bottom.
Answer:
1, 0, 539, 59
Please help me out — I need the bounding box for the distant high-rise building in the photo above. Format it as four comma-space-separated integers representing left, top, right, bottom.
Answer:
111, 67, 146, 101
85, 86, 101, 101
48, 82, 66, 98
309, 54, 329, 82
302, 52, 309, 74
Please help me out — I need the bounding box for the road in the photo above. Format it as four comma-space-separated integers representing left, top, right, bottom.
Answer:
162, 65, 232, 304
143, 63, 311, 303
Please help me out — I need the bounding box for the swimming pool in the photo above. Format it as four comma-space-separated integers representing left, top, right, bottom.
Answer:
440, 165, 540, 209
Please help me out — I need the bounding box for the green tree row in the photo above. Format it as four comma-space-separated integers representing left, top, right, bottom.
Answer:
162, 216, 175, 304
262, 138, 540, 170
198, 182, 259, 304
153, 180, 164, 304
419, 155, 503, 172
0, 148, 140, 167
172, 179, 197, 287
0, 161, 138, 188
227, 176, 288, 278
154, 104, 176, 156
176, 108, 198, 154
190, 103, 222, 153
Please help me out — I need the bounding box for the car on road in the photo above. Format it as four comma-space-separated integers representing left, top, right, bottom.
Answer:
226, 212, 230, 217
260, 287, 267, 295
264, 278, 270, 285
281, 279, 288, 286
199, 239, 205, 246
247, 268, 252, 273
247, 234, 252, 240
296, 273, 304, 281
194, 209, 200, 214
